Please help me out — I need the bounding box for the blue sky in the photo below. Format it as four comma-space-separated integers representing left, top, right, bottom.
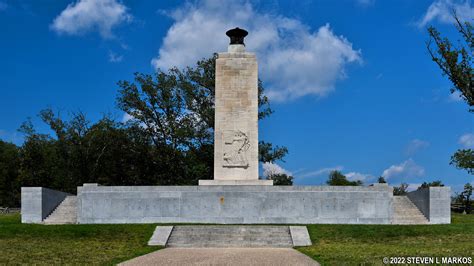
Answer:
0, 0, 473, 192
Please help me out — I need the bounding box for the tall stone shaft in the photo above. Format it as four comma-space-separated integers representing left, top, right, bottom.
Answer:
213, 43, 259, 181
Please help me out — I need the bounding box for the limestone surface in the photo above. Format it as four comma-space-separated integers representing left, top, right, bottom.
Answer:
213, 45, 259, 181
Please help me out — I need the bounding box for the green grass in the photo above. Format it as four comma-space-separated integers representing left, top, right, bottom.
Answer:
297, 213, 474, 265
0, 214, 161, 265
1, 213, 473, 265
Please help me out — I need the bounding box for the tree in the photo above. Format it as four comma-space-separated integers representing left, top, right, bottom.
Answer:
377, 176, 387, 183
393, 183, 409, 196
418, 180, 444, 190
262, 162, 293, 185
259, 141, 288, 164
0, 141, 20, 207
268, 173, 293, 186
326, 170, 362, 186
450, 149, 474, 174
461, 183, 473, 214
427, 14, 473, 111
427, 14, 474, 174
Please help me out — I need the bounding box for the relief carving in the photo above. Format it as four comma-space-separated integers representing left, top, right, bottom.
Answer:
223, 130, 250, 168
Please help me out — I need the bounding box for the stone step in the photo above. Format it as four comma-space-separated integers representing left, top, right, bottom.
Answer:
169, 230, 290, 235
43, 196, 77, 225
167, 237, 293, 243
166, 226, 293, 248
393, 220, 429, 225
167, 243, 293, 247
394, 211, 427, 215
391, 196, 429, 225
48, 211, 76, 216
394, 218, 427, 221
172, 227, 289, 230
167, 238, 293, 243
394, 213, 426, 217
45, 216, 76, 219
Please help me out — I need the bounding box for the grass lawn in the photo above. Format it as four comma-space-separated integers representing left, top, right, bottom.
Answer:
0, 214, 160, 265
1, 213, 473, 265
298, 213, 474, 265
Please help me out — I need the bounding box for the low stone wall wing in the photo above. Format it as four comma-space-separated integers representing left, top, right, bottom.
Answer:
407, 187, 451, 224
21, 187, 71, 223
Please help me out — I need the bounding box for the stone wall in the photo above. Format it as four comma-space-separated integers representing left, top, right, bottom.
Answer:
21, 187, 70, 223
77, 185, 393, 224
407, 187, 451, 224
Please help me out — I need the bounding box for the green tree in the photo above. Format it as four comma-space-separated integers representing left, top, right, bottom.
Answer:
18, 110, 173, 193
418, 180, 444, 190
427, 14, 474, 174
377, 176, 387, 183
18, 119, 62, 190
450, 149, 474, 174
393, 183, 409, 196
268, 173, 293, 186
427, 14, 473, 110
326, 170, 362, 186
461, 183, 473, 214
0, 140, 20, 207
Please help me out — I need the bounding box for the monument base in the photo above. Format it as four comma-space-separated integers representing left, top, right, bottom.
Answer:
198, 179, 273, 186
21, 185, 451, 225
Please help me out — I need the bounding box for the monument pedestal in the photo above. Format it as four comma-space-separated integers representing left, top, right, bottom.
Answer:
198, 179, 273, 186
209, 29, 268, 186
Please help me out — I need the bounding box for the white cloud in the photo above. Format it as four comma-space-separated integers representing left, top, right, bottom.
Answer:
382, 159, 425, 180
51, 0, 132, 39
405, 139, 430, 156
298, 166, 344, 178
459, 133, 474, 148
345, 172, 373, 182
152, 0, 361, 102
108, 51, 123, 63
417, 0, 474, 28
262, 162, 291, 178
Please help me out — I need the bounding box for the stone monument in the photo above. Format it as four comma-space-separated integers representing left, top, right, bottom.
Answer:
199, 28, 272, 186
21, 28, 451, 226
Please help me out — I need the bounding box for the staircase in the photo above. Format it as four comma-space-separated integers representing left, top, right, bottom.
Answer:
166, 226, 293, 248
43, 196, 77, 225
392, 196, 429, 224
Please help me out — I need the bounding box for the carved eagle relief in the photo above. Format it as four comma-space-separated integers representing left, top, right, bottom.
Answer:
222, 130, 250, 168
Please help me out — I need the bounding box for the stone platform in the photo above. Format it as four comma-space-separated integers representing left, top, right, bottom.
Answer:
21, 185, 451, 225
76, 185, 395, 224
